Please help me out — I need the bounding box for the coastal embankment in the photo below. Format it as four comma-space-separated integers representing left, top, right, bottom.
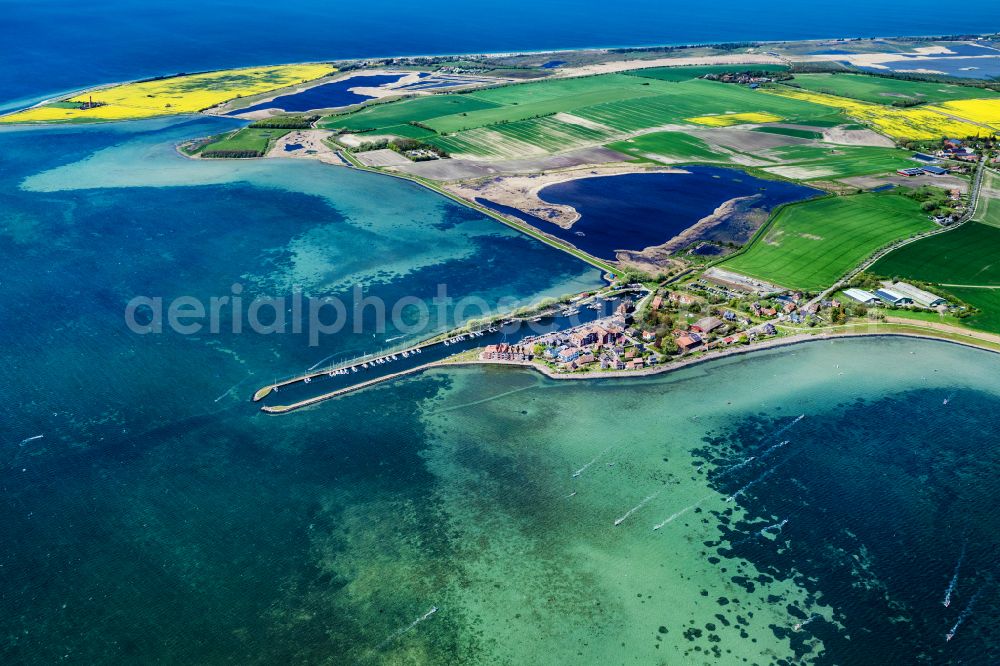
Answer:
255, 321, 1000, 413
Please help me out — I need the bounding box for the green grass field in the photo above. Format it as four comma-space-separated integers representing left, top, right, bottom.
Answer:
780, 73, 998, 106
723, 193, 935, 290
763, 144, 919, 180
318, 95, 501, 131
606, 131, 722, 162
574, 79, 842, 132
626, 64, 789, 82
870, 221, 1000, 286
425, 75, 670, 132
974, 170, 1000, 228
200, 127, 290, 154
940, 287, 1000, 333
752, 126, 824, 139
316, 74, 843, 159
427, 115, 620, 158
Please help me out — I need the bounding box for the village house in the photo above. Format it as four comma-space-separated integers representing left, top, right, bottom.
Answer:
668, 292, 697, 306
650, 295, 663, 311
480, 343, 531, 361
676, 333, 702, 352
691, 316, 724, 334
556, 347, 580, 363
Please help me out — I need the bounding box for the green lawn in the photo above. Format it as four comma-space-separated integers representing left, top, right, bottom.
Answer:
781, 73, 998, 106
723, 193, 935, 290
606, 131, 723, 162
870, 221, 1000, 286
626, 64, 789, 82
317, 95, 501, 131
200, 127, 290, 155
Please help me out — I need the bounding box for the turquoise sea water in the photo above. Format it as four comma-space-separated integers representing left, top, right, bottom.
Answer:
4, 5, 1000, 660
4, 318, 1000, 661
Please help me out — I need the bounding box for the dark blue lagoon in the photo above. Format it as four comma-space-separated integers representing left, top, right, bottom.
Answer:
520, 167, 822, 261
235, 74, 407, 113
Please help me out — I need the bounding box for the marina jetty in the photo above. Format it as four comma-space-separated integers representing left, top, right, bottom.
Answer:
252, 291, 640, 413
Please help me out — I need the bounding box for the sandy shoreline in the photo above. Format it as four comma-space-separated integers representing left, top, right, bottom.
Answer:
434, 326, 1000, 384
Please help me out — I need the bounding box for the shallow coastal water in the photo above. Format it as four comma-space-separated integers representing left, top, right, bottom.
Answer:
0, 117, 602, 459
4, 332, 1000, 663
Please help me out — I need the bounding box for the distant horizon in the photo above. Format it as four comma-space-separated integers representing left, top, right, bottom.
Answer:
5, 30, 1000, 114
4, 0, 1000, 104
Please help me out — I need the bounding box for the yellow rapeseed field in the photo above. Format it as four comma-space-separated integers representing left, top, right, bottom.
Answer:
925, 99, 1000, 129
761, 87, 990, 140
686, 112, 783, 127
0, 64, 333, 123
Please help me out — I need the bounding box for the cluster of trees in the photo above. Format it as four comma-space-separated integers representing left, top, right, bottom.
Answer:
249, 115, 318, 130
352, 137, 448, 159
201, 149, 265, 159
902, 185, 959, 218
610, 42, 758, 54
702, 70, 794, 83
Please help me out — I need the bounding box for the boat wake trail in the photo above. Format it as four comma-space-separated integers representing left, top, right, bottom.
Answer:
214, 376, 254, 403
946, 587, 983, 642
573, 446, 613, 478
18, 434, 44, 447
425, 384, 537, 415
716, 413, 803, 478
726, 464, 781, 503
614, 492, 660, 526
652, 494, 713, 530
735, 518, 789, 546
943, 541, 966, 608
307, 353, 337, 372
774, 414, 806, 438
715, 455, 757, 479
378, 606, 439, 649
